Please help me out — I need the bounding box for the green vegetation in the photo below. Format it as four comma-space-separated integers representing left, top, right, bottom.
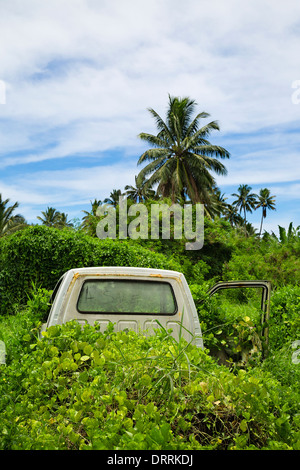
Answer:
0, 225, 180, 315
0, 300, 299, 450
0, 95, 299, 450
0, 221, 299, 450
0, 194, 27, 237
137, 95, 230, 211
36, 207, 74, 229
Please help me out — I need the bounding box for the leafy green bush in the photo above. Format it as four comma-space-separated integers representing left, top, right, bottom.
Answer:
1, 316, 299, 450
0, 225, 181, 315
0, 285, 51, 362
190, 283, 265, 366
260, 286, 300, 416
222, 241, 300, 288
1, 218, 300, 450
262, 343, 300, 397
268, 285, 300, 351
1, 279, 299, 450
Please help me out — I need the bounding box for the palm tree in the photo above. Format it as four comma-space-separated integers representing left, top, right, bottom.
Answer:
208, 185, 228, 218
104, 189, 123, 207
0, 194, 27, 237
255, 188, 276, 236
231, 184, 257, 224
37, 208, 73, 229
56, 212, 74, 229
37, 207, 61, 227
137, 95, 230, 205
236, 221, 258, 238
81, 199, 102, 234
6, 214, 28, 235
223, 203, 244, 227
124, 175, 156, 203
82, 199, 102, 221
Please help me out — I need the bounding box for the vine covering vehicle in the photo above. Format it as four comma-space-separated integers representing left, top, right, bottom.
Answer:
0, 266, 271, 365
40, 266, 204, 349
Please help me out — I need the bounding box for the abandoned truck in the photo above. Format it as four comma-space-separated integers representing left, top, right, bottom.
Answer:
0, 266, 271, 365
39, 267, 271, 351
41, 267, 204, 348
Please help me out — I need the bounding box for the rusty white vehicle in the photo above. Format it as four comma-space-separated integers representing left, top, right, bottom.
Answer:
0, 267, 271, 364
41, 267, 271, 346
40, 267, 204, 348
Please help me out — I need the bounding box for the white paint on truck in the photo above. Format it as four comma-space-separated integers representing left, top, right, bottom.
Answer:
42, 267, 204, 348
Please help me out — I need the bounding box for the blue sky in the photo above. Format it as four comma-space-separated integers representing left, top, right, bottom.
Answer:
0, 0, 300, 235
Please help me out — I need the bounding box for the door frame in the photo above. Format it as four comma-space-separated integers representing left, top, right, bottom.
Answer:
208, 280, 271, 358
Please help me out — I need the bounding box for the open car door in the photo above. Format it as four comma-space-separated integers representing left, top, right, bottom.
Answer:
208, 280, 271, 359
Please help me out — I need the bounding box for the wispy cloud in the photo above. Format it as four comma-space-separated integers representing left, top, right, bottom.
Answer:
217, 149, 300, 187
1, 162, 138, 221
0, 0, 299, 232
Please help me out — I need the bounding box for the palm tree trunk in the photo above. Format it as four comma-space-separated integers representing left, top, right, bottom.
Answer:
259, 211, 264, 237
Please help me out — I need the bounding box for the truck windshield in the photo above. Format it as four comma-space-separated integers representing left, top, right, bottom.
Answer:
77, 279, 177, 315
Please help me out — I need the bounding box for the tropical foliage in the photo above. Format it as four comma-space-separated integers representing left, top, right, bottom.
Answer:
0, 284, 299, 450
124, 175, 156, 203
104, 189, 123, 207
231, 184, 258, 225
0, 94, 298, 451
0, 194, 27, 237
256, 188, 276, 236
37, 207, 73, 229
137, 95, 230, 213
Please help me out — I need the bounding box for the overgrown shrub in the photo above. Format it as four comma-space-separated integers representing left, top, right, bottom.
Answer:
222, 242, 300, 287
0, 225, 181, 315
190, 283, 266, 367
0, 285, 51, 361
1, 317, 299, 450
268, 285, 300, 351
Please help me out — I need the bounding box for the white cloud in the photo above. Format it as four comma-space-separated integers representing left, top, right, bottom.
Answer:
267, 183, 300, 200
217, 150, 300, 187
0, 0, 300, 229
2, 162, 138, 222
1, 0, 300, 134
25, 164, 137, 195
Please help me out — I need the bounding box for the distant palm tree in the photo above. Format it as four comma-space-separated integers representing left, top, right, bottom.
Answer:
104, 189, 123, 207
56, 212, 74, 229
232, 184, 257, 225
82, 199, 102, 220
6, 215, 28, 234
256, 188, 276, 236
236, 221, 258, 238
223, 204, 244, 227
137, 95, 230, 205
81, 199, 102, 234
37, 208, 73, 229
0, 194, 27, 237
37, 207, 62, 227
124, 175, 156, 203
209, 185, 228, 218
